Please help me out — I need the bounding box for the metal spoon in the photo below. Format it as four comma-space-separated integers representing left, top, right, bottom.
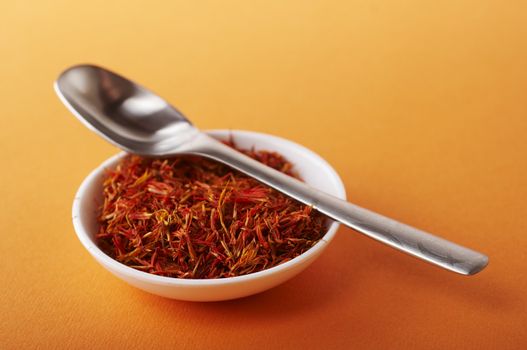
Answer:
55, 64, 488, 275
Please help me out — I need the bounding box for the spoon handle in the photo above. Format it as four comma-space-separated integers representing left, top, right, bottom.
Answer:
190, 134, 488, 275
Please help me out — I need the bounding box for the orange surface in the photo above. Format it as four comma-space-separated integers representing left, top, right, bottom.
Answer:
1, 1, 526, 349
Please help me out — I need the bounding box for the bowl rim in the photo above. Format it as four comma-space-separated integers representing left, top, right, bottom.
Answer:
72, 129, 346, 286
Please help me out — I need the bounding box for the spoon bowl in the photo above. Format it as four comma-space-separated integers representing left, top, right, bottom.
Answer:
55, 64, 198, 155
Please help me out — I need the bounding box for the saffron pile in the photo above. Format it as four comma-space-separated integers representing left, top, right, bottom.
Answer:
97, 142, 327, 279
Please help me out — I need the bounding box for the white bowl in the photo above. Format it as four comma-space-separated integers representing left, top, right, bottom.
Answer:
72, 130, 346, 301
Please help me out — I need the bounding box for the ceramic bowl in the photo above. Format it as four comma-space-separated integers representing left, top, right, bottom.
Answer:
72, 129, 346, 301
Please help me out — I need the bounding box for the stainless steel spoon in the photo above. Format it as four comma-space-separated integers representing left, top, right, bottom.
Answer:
55, 64, 488, 275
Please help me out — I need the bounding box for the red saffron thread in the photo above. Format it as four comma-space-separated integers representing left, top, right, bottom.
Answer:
97, 141, 327, 279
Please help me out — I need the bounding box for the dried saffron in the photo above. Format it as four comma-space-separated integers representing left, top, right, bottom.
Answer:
96, 141, 327, 279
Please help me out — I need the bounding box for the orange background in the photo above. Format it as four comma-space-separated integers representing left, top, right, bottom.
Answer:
1, 1, 526, 349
